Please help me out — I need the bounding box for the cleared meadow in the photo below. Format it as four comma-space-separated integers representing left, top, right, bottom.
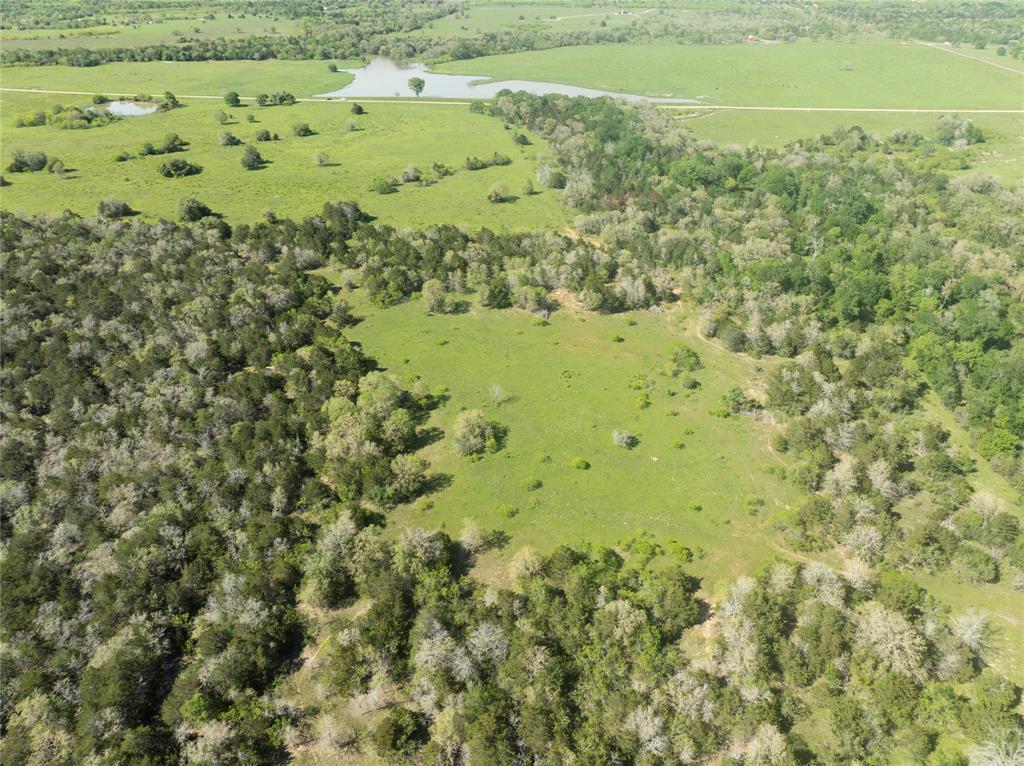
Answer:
0, 90, 568, 229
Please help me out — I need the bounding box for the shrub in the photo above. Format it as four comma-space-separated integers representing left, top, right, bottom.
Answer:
327, 62, 338, 73
158, 158, 202, 178
219, 132, 242, 147
241, 146, 264, 170
92, 94, 110, 104
97, 198, 133, 219
314, 151, 330, 167
6, 150, 48, 173
672, 345, 703, 373
178, 197, 214, 222
256, 91, 296, 107
513, 133, 531, 145
952, 545, 998, 584
372, 708, 421, 756
224, 91, 241, 107
370, 177, 398, 195
292, 122, 315, 137
612, 430, 638, 449
451, 410, 499, 456
254, 129, 271, 142
350, 103, 365, 115
487, 183, 511, 203
570, 457, 591, 470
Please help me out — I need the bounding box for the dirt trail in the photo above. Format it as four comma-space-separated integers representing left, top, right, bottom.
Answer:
917, 41, 1024, 77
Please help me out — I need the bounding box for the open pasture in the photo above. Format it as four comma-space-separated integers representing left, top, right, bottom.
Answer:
341, 292, 806, 586
1, 12, 303, 51
0, 88, 568, 229
435, 39, 1023, 108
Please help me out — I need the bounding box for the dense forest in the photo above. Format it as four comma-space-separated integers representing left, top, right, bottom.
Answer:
2, 84, 1023, 762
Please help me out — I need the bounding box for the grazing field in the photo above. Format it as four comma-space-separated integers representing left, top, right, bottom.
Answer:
0, 90, 568, 229
412, 4, 677, 36
680, 109, 1024, 183
339, 291, 1024, 684
0, 13, 303, 51
0, 59, 356, 100
341, 291, 807, 586
436, 39, 1023, 108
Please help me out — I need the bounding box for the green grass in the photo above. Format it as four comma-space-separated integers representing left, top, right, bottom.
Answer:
680, 110, 1024, 183
342, 291, 806, 587
435, 40, 1023, 108
1, 13, 303, 50
411, 4, 690, 37
0, 59, 357, 100
0, 90, 568, 229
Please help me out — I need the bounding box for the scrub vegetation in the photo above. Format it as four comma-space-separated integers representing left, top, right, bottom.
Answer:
1, 1, 1022, 764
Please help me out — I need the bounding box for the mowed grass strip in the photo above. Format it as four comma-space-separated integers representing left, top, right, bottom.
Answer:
0, 90, 568, 229
343, 293, 803, 585
435, 40, 1024, 108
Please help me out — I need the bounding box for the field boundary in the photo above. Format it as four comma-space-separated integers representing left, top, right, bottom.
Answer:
916, 40, 1024, 76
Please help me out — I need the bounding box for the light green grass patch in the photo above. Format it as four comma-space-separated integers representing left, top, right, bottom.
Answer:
0, 91, 568, 229
411, 4, 689, 37
1, 13, 303, 50
680, 110, 1024, 184
435, 40, 1023, 108
0, 59, 358, 100
343, 293, 805, 586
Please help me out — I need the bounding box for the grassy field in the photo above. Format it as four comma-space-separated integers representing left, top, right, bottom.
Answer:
1, 13, 303, 51
411, 4, 688, 36
339, 291, 1024, 684
0, 90, 568, 229
436, 39, 1023, 108
0, 59, 356, 100
680, 110, 1024, 183
340, 290, 808, 588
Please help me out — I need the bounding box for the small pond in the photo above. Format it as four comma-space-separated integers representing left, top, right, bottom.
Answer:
105, 100, 160, 116
316, 57, 695, 103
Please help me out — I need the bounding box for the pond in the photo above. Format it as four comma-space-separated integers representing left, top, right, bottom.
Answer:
105, 100, 160, 116
316, 57, 695, 103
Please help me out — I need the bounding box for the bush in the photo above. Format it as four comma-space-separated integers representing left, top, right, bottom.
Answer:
570, 457, 591, 470
487, 183, 511, 203
350, 103, 365, 115
256, 91, 296, 107
224, 91, 241, 107
451, 410, 500, 456
372, 708, 421, 757
370, 177, 398, 195
952, 545, 999, 584
241, 145, 264, 170
292, 122, 315, 137
7, 150, 48, 173
254, 129, 272, 142
158, 158, 202, 178
612, 429, 638, 449
219, 132, 242, 147
327, 62, 338, 73
178, 197, 214, 222
97, 198, 133, 219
